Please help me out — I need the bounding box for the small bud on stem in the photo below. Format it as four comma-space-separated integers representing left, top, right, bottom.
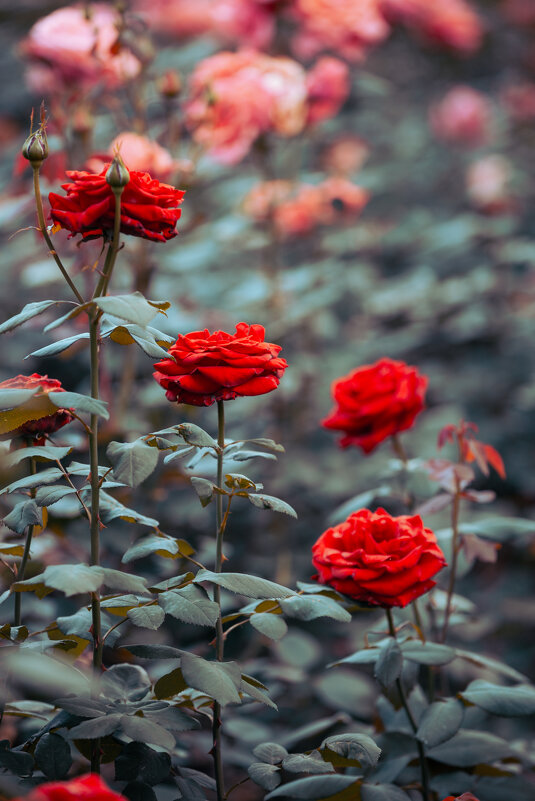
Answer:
106, 154, 130, 191
22, 127, 49, 167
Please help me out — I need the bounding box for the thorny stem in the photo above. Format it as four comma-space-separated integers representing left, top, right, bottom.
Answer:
441, 487, 461, 643
93, 190, 123, 300
212, 400, 226, 801
54, 459, 92, 522
386, 609, 431, 801
32, 165, 84, 304
13, 456, 37, 627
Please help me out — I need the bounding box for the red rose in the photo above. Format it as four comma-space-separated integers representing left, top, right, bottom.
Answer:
0, 373, 73, 443
49, 166, 185, 242
322, 358, 427, 453
14, 773, 127, 801
153, 322, 287, 406
312, 508, 446, 607
442, 795, 481, 801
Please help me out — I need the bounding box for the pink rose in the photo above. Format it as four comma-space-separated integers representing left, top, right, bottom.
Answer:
429, 87, 493, 147
86, 132, 180, 182
306, 58, 351, 125
465, 156, 515, 215
381, 0, 483, 54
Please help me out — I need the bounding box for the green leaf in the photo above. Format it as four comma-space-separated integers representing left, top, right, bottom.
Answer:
48, 391, 109, 420
253, 743, 288, 764
104, 322, 172, 359
159, 584, 220, 627
100, 568, 148, 594
120, 715, 175, 750
461, 680, 535, 717
455, 649, 529, 683
190, 476, 215, 507
416, 699, 464, 747
35, 485, 77, 507
127, 644, 185, 660
241, 675, 278, 710
247, 493, 297, 518
69, 713, 123, 739
232, 449, 277, 462
34, 732, 72, 779
1, 467, 64, 495
148, 705, 198, 732
321, 734, 381, 769
459, 516, 535, 542
375, 638, 403, 688
361, 784, 411, 801
195, 569, 296, 600
0, 300, 65, 334
100, 664, 151, 702
279, 595, 351, 623
154, 668, 188, 700
96, 491, 159, 528
0, 388, 40, 410
250, 612, 288, 640
242, 438, 285, 452
115, 742, 172, 786
265, 775, 358, 799
178, 423, 218, 449
94, 292, 169, 326
14, 564, 104, 597
427, 729, 515, 766
282, 753, 335, 774
332, 647, 381, 667
27, 333, 90, 358
180, 654, 242, 706
5, 445, 72, 467
401, 641, 456, 666
0, 742, 34, 776
107, 439, 159, 487
248, 763, 281, 791
3, 499, 42, 533
328, 487, 391, 525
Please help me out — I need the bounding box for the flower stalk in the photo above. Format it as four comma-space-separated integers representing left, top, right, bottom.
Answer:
13, 455, 37, 627
212, 399, 226, 801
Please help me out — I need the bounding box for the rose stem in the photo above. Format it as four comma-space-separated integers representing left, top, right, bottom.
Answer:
212, 399, 226, 801
88, 187, 123, 775
31, 164, 84, 304
386, 608, 430, 801
440, 477, 461, 643
13, 455, 37, 627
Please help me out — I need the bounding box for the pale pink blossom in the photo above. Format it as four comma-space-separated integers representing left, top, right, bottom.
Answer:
429, 87, 493, 147
292, 0, 390, 62
134, 0, 274, 49
381, 0, 483, 54
86, 132, 182, 182
466, 156, 514, 214
22, 4, 141, 93
322, 135, 370, 175
185, 51, 307, 164
306, 58, 351, 125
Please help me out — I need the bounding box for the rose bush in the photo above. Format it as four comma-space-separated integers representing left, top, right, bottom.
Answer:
312, 507, 446, 607
14, 774, 127, 801
322, 357, 427, 453
153, 322, 288, 406
0, 373, 73, 442
49, 167, 185, 242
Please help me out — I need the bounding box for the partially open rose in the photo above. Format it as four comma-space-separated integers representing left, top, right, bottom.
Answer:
0, 374, 73, 443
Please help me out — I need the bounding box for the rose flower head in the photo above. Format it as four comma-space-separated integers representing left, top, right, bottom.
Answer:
380, 0, 483, 54
85, 132, 182, 182
21, 4, 141, 95
442, 795, 481, 801
429, 86, 493, 147
0, 373, 73, 444
322, 358, 427, 453
312, 508, 446, 607
14, 773, 127, 801
306, 57, 351, 126
49, 165, 185, 242
153, 322, 287, 406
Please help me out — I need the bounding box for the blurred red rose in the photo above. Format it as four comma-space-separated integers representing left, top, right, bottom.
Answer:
322, 358, 427, 453
21, 4, 141, 95
185, 51, 307, 164
381, 0, 483, 54
429, 86, 493, 147
153, 323, 288, 406
14, 773, 127, 801
501, 0, 535, 26
442, 795, 481, 801
0, 373, 73, 443
501, 83, 535, 121
306, 57, 351, 125
312, 508, 446, 607
49, 167, 184, 242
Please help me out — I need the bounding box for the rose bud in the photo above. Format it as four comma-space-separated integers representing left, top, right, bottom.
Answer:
157, 69, 183, 98
106, 154, 130, 190
22, 127, 48, 167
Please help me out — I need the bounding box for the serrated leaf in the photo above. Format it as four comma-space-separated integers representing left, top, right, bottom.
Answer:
190, 476, 215, 507
195, 569, 295, 600
95, 292, 168, 326
27, 333, 90, 358
69, 713, 123, 739
282, 753, 335, 774
250, 612, 288, 640
361, 784, 411, 801
96, 491, 159, 528
54, 697, 108, 718
127, 644, 185, 659
253, 742, 288, 763
127, 605, 165, 631
416, 699, 464, 747
178, 423, 218, 449
5, 445, 72, 467
48, 391, 109, 420
247, 493, 297, 517
35, 485, 77, 507
241, 675, 278, 710
159, 584, 220, 627
461, 680, 535, 717
427, 729, 515, 766
3, 499, 42, 533
265, 774, 358, 799
401, 641, 456, 666
0, 300, 64, 334
34, 732, 72, 779
100, 568, 148, 594
104, 322, 172, 359
14, 564, 104, 597
248, 762, 281, 791
107, 439, 159, 487
375, 638, 403, 687
321, 734, 381, 769
120, 715, 175, 750
0, 743, 34, 776
1, 467, 64, 495
280, 595, 351, 623
180, 654, 241, 706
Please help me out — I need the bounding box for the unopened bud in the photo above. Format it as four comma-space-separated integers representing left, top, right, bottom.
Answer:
22, 127, 49, 167
106, 155, 130, 191
157, 70, 182, 99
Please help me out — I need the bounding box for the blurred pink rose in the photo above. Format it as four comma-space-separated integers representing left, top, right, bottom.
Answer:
134, 0, 274, 49
466, 155, 514, 214
381, 0, 483, 54
22, 4, 141, 94
86, 132, 180, 181
306, 57, 351, 125
501, 0, 535, 26
501, 83, 535, 121
292, 0, 390, 62
429, 87, 493, 147
243, 177, 369, 236
322, 135, 370, 175
185, 51, 307, 164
